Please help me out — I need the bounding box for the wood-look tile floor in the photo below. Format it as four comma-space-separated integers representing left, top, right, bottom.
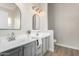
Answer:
45, 45, 79, 56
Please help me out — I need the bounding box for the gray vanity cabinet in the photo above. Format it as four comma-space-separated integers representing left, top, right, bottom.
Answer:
42, 36, 49, 55
0, 41, 37, 56
23, 41, 36, 56
23, 43, 32, 56
0, 47, 23, 56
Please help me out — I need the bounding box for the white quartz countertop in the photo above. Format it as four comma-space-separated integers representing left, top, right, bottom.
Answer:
0, 32, 50, 53
0, 36, 37, 53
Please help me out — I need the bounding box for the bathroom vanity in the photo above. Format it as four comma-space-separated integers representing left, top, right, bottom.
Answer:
0, 41, 37, 56
0, 32, 51, 56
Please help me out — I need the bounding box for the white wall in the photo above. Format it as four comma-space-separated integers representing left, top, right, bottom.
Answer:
0, 3, 48, 37
48, 3, 79, 50
40, 3, 48, 31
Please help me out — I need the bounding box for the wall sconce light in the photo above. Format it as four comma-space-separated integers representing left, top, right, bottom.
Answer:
32, 6, 43, 16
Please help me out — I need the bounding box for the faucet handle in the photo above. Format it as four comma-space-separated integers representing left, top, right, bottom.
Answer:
7, 32, 16, 42
11, 32, 16, 38
11, 32, 15, 36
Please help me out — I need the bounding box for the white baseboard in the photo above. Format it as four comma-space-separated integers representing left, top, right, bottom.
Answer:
56, 43, 79, 50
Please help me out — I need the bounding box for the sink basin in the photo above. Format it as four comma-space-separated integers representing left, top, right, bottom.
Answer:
30, 32, 50, 39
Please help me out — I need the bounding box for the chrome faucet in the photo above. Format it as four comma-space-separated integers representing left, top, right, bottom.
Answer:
8, 32, 16, 41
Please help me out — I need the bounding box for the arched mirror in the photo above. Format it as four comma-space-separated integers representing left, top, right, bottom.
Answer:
32, 14, 40, 30
0, 3, 21, 29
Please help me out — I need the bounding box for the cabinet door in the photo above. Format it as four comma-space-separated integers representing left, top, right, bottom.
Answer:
42, 37, 49, 55
46, 36, 49, 51
0, 47, 22, 56
8, 51, 19, 56
31, 41, 36, 56
42, 38, 46, 55
24, 41, 36, 56
24, 43, 32, 56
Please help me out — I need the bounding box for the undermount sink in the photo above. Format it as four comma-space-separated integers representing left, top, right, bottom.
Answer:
30, 32, 50, 39
0, 34, 27, 45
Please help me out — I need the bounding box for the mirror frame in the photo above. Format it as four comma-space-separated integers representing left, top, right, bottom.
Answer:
32, 14, 40, 30
0, 3, 21, 30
